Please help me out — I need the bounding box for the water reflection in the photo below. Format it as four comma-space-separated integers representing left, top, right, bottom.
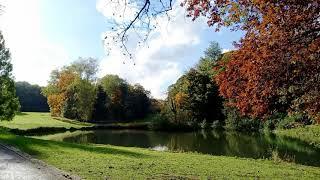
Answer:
36, 130, 320, 167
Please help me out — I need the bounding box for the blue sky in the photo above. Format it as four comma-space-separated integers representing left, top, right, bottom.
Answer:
0, 0, 243, 98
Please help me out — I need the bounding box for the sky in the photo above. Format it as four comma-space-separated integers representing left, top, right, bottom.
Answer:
0, 0, 243, 99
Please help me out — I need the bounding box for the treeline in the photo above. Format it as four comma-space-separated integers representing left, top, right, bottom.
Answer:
15, 82, 49, 112
41, 58, 153, 122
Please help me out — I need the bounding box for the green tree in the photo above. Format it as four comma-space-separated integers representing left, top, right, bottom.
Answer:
186, 69, 224, 123
67, 57, 99, 82
0, 32, 19, 120
61, 77, 97, 121
203, 41, 222, 61
197, 41, 222, 77
92, 85, 110, 121
125, 84, 151, 120
100, 75, 128, 121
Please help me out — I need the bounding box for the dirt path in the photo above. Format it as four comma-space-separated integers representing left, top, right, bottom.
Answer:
0, 143, 80, 180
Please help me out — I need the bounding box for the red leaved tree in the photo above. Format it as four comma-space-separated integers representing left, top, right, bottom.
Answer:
183, 0, 320, 121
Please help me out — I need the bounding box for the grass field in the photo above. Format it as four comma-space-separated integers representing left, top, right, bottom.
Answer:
275, 125, 320, 148
0, 112, 91, 130
0, 130, 319, 179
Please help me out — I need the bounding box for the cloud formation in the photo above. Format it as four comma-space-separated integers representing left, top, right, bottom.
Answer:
97, 1, 210, 98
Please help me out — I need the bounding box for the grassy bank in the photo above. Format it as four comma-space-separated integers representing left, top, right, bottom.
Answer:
0, 130, 319, 179
0, 112, 91, 130
0, 112, 151, 135
275, 125, 320, 148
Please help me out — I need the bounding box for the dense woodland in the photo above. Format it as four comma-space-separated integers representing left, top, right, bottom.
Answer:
15, 82, 49, 112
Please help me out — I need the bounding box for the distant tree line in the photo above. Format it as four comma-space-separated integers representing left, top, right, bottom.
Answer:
15, 82, 49, 112
41, 58, 153, 122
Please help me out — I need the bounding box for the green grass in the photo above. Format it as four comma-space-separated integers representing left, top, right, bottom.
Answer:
0, 112, 91, 130
0, 130, 319, 179
275, 125, 320, 148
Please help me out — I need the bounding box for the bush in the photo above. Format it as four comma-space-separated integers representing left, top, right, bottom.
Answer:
264, 112, 286, 131
148, 114, 195, 131
276, 113, 306, 129
224, 106, 263, 132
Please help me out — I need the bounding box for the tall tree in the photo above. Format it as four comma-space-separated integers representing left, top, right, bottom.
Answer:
186, 69, 224, 123
92, 85, 110, 121
197, 41, 222, 77
125, 84, 151, 120
100, 75, 128, 121
0, 32, 19, 120
67, 57, 99, 82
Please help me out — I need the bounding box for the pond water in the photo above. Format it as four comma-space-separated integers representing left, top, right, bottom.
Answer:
35, 130, 320, 167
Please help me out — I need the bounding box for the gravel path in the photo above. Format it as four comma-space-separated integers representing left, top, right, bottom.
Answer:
0, 143, 80, 180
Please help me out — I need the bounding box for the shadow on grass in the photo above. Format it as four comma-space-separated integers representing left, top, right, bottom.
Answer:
16, 112, 29, 116
0, 134, 150, 159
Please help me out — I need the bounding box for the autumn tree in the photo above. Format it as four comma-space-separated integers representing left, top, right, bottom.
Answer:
0, 32, 20, 120
43, 58, 98, 121
42, 69, 78, 117
181, 0, 320, 122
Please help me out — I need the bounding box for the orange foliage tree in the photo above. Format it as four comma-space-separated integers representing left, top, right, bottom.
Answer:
43, 70, 78, 117
183, 0, 320, 121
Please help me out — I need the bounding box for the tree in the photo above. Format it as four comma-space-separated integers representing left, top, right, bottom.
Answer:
43, 69, 78, 117
92, 85, 110, 121
67, 57, 99, 82
43, 58, 98, 121
0, 32, 19, 120
15, 82, 49, 112
69, 79, 96, 121
125, 84, 151, 120
186, 69, 224, 123
100, 75, 128, 121
101, 0, 174, 57
197, 41, 222, 77
203, 41, 222, 61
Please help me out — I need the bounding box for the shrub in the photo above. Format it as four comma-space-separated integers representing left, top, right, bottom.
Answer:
149, 114, 195, 131
224, 106, 263, 132
276, 113, 306, 129
264, 112, 286, 131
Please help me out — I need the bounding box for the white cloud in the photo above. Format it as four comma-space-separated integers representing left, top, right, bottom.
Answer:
0, 0, 69, 86
222, 49, 232, 53
97, 1, 209, 99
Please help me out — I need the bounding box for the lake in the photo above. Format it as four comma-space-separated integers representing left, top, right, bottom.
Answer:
35, 129, 320, 167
